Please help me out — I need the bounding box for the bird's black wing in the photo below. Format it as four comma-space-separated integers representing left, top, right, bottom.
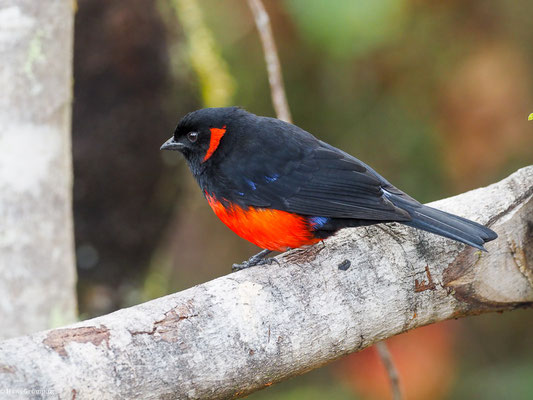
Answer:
220, 120, 412, 222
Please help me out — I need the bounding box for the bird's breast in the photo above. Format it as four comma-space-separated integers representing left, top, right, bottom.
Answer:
205, 192, 320, 251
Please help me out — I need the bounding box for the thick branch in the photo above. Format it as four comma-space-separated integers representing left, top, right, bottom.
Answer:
0, 167, 532, 399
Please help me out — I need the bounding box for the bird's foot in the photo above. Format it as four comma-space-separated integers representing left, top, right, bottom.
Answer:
232, 249, 278, 272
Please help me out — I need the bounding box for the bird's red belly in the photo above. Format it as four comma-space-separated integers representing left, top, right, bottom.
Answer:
206, 194, 320, 251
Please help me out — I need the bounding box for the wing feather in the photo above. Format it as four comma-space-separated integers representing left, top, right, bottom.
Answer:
225, 135, 411, 221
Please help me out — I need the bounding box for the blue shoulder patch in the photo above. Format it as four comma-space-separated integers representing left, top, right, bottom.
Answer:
309, 216, 329, 229
244, 179, 257, 190
265, 174, 280, 183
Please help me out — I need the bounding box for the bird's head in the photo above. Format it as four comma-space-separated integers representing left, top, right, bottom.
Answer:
161, 107, 249, 174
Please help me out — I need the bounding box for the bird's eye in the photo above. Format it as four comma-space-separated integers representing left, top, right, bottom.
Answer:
187, 132, 198, 143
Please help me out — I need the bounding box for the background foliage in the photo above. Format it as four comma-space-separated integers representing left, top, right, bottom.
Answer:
72, 0, 532, 398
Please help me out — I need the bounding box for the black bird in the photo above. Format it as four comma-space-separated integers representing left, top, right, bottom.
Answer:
161, 107, 497, 269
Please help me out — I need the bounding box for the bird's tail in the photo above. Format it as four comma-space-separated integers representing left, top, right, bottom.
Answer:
388, 194, 498, 251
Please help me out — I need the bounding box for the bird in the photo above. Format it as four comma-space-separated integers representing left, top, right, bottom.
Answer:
161, 107, 497, 270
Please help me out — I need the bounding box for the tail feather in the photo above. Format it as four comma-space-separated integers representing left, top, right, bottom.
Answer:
387, 193, 498, 251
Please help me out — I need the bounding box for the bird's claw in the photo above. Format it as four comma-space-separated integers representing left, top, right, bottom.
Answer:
231, 252, 279, 272
231, 262, 251, 272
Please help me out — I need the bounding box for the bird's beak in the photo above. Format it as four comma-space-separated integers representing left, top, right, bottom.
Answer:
160, 137, 184, 151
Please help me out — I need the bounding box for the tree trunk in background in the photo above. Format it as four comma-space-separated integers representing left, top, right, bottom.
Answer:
0, 0, 76, 338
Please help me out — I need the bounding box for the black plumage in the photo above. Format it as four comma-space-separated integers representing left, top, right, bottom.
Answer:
163, 107, 497, 251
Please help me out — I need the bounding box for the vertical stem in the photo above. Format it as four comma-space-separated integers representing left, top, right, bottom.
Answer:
247, 0, 292, 123
376, 341, 403, 400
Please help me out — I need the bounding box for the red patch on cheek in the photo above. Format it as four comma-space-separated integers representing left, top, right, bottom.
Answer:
202, 125, 226, 162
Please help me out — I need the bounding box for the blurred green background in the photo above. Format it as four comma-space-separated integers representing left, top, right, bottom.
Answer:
72, 0, 532, 398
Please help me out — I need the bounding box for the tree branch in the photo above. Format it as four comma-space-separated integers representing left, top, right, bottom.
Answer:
0, 166, 531, 399
375, 341, 402, 400
247, 0, 292, 123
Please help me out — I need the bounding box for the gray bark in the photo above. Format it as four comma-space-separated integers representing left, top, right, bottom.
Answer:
0, 0, 76, 339
0, 166, 532, 399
